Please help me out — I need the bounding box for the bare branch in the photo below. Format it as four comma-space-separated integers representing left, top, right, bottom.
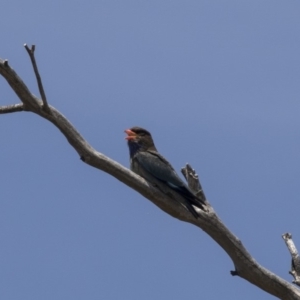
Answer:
182, 163, 207, 204
24, 44, 49, 111
1, 53, 300, 299
283, 233, 300, 286
0, 103, 24, 114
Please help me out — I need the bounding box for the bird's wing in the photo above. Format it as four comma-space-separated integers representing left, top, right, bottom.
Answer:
135, 150, 205, 216
135, 150, 187, 189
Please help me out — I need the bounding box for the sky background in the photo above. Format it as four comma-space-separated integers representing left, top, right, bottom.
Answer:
1, 1, 300, 299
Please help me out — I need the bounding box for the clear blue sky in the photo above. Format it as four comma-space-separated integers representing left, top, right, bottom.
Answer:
1, 1, 300, 299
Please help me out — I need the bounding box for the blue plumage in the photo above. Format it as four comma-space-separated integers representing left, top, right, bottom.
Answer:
125, 127, 205, 218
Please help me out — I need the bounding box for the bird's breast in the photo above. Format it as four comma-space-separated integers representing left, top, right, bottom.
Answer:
130, 157, 140, 174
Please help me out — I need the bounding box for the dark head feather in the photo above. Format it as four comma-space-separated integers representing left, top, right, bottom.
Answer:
130, 127, 151, 136
125, 126, 157, 157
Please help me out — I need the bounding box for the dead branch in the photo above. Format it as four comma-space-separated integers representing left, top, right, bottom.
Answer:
0, 47, 299, 300
283, 233, 300, 286
24, 44, 49, 111
0, 103, 24, 114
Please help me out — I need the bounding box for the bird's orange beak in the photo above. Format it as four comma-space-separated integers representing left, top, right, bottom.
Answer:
124, 129, 137, 140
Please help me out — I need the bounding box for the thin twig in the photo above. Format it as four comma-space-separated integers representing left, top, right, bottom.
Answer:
24, 44, 49, 111
0, 103, 24, 114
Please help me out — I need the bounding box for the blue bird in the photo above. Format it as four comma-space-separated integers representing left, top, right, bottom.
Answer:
125, 127, 206, 218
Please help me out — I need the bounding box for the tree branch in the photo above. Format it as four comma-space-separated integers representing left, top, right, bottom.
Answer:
181, 163, 208, 204
283, 233, 300, 286
24, 44, 50, 111
0, 53, 299, 299
0, 103, 24, 114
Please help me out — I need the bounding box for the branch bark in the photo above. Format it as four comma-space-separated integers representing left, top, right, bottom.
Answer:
0, 49, 299, 299
283, 233, 300, 286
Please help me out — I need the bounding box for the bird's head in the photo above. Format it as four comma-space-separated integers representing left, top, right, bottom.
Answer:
125, 127, 156, 156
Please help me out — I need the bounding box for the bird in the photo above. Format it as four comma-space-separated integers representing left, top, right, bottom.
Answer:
124, 126, 206, 218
